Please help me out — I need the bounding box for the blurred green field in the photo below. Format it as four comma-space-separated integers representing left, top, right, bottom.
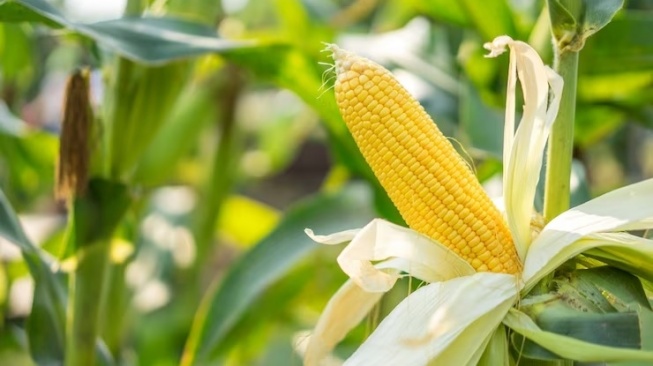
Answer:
1, 0, 653, 365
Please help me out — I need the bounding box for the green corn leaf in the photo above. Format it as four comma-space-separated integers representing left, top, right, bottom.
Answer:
409, 0, 470, 26
505, 309, 653, 362
585, 246, 653, 284
582, 0, 624, 39
478, 325, 510, 366
104, 60, 189, 180
459, 0, 517, 41
0, 0, 62, 26
557, 268, 618, 313
8, 0, 250, 64
548, 0, 578, 44
548, 0, 624, 51
132, 82, 217, 185
69, 179, 131, 248
517, 266, 653, 361
80, 17, 251, 64
0, 22, 34, 86
26, 266, 67, 365
573, 267, 652, 311
0, 188, 67, 364
580, 13, 653, 75
0, 188, 32, 252
513, 311, 641, 360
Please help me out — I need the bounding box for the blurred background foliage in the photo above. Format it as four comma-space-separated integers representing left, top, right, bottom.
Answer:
0, 0, 652, 365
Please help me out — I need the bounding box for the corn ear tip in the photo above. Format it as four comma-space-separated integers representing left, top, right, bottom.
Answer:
320, 42, 359, 77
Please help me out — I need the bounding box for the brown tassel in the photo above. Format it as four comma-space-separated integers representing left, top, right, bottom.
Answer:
56, 69, 92, 201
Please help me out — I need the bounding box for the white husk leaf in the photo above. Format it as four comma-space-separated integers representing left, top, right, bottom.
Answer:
294, 331, 343, 366
305, 228, 360, 245
303, 279, 385, 366
344, 273, 517, 365
485, 35, 563, 259
333, 219, 475, 292
523, 178, 653, 288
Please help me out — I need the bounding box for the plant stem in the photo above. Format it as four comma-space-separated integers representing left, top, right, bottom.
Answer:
100, 261, 129, 357
64, 180, 130, 366
543, 49, 578, 221
65, 243, 110, 366
194, 66, 243, 256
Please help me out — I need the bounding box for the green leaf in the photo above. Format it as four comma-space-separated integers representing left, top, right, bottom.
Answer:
0, 187, 31, 252
478, 325, 510, 366
0, 23, 34, 83
26, 266, 67, 365
547, 0, 578, 44
275, 0, 311, 42
11, 0, 251, 64
0, 325, 33, 364
585, 246, 653, 285
514, 311, 641, 360
596, 306, 653, 366
80, 17, 251, 64
71, 179, 131, 247
410, 0, 470, 26
574, 267, 652, 311
548, 0, 625, 51
581, 0, 624, 39
554, 271, 617, 313
517, 275, 648, 361
105, 60, 190, 179
580, 13, 653, 74
181, 184, 376, 365
0, 131, 57, 202
505, 309, 653, 362
132, 82, 217, 185
459, 0, 517, 41
0, 187, 67, 364
0, 0, 62, 27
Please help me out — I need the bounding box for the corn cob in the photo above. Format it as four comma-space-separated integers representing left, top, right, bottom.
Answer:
328, 44, 521, 274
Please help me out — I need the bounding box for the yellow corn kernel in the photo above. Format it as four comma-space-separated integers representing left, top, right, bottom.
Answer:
328, 44, 521, 274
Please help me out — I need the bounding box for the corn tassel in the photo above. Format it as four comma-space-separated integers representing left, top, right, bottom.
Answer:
56, 69, 92, 201
328, 45, 521, 274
